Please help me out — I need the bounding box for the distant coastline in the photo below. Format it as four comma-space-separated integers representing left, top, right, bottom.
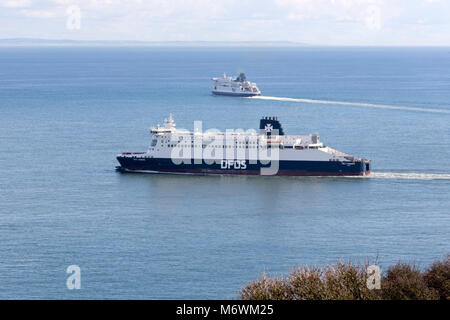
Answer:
0, 38, 307, 47
1, 39, 449, 48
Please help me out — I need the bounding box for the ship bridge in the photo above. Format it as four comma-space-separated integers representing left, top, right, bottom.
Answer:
150, 113, 177, 134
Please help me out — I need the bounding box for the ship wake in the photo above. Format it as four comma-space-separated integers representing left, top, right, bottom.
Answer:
369, 172, 450, 180
249, 96, 450, 115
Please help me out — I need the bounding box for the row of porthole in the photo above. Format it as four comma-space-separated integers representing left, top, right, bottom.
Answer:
159, 141, 260, 145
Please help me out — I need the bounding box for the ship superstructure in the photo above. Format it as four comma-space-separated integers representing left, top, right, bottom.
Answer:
212, 73, 261, 97
116, 114, 371, 176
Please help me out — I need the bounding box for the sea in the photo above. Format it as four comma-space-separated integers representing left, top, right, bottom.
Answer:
0, 46, 449, 299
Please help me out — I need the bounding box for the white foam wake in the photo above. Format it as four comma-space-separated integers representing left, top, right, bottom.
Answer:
370, 172, 450, 180
249, 96, 450, 115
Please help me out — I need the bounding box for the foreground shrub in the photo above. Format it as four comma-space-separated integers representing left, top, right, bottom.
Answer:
239, 261, 379, 300
239, 256, 449, 300
380, 263, 439, 300
239, 273, 290, 300
321, 262, 378, 300
422, 255, 450, 300
288, 266, 326, 300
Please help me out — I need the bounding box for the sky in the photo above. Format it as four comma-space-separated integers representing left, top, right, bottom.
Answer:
0, 0, 450, 45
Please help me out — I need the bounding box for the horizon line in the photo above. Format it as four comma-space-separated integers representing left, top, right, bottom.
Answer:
1, 38, 450, 47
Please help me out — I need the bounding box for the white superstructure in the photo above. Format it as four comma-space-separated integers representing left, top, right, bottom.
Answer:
140, 115, 357, 163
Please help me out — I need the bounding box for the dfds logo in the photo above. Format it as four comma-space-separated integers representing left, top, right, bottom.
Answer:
221, 160, 247, 170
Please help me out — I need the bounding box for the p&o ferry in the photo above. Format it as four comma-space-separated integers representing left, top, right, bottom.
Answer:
212, 73, 261, 97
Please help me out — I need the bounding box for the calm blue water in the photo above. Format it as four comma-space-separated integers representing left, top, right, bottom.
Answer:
0, 46, 449, 299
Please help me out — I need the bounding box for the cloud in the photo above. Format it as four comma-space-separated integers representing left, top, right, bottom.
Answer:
1, 0, 32, 8
0, 0, 449, 44
364, 5, 382, 30
44, 0, 230, 20
277, 0, 385, 30
20, 9, 58, 18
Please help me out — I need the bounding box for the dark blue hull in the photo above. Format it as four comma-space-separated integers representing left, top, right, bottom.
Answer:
116, 156, 371, 176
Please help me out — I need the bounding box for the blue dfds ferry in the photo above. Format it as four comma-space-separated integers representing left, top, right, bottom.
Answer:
116, 114, 371, 176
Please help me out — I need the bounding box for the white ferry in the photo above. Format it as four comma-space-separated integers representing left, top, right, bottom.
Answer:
212, 73, 261, 97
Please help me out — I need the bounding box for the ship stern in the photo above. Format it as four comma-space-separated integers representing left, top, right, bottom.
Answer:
362, 159, 371, 176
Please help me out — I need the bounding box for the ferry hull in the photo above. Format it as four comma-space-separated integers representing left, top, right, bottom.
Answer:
212, 91, 261, 97
116, 156, 370, 177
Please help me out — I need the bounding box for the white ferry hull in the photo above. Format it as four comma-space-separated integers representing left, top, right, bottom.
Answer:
212, 90, 261, 97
